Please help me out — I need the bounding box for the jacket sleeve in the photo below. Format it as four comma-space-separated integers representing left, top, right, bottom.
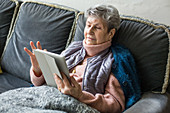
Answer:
78, 73, 125, 113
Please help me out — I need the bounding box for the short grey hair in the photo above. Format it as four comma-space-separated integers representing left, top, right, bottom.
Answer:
86, 4, 120, 32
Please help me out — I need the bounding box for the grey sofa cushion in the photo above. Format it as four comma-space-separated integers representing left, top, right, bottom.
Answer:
73, 13, 170, 94
73, 13, 86, 41
114, 16, 170, 93
0, 1, 77, 83
0, 72, 31, 93
124, 92, 170, 113
0, 0, 19, 57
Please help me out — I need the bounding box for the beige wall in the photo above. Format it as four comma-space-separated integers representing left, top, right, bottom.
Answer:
22, 0, 170, 26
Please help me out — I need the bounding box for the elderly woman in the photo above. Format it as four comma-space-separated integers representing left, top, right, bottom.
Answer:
24, 4, 125, 113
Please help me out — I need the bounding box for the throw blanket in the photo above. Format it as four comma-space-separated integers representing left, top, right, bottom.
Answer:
111, 44, 141, 110
0, 86, 99, 113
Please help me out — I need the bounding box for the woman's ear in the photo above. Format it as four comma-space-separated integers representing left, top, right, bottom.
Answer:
109, 28, 116, 40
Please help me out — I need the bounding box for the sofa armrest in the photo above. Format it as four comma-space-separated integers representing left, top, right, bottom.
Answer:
124, 92, 170, 113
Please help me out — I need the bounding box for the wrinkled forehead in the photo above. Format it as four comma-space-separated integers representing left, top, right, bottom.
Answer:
86, 15, 107, 27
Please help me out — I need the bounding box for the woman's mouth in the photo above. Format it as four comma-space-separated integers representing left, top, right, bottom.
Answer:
87, 37, 95, 40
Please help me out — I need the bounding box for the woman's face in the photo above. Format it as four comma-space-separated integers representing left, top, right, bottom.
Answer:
84, 16, 114, 45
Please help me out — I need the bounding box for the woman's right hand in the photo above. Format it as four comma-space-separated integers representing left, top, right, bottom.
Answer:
24, 41, 43, 77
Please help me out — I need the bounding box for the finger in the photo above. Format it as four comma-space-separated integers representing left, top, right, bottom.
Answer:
30, 41, 37, 51
36, 41, 42, 50
70, 76, 80, 88
44, 49, 47, 51
53, 73, 64, 88
61, 72, 71, 87
24, 47, 34, 57
24, 47, 39, 69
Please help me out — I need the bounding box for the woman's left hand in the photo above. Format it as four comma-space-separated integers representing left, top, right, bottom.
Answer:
54, 72, 83, 99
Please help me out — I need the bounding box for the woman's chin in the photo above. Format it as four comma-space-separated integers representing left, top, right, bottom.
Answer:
85, 40, 96, 45
86, 42, 95, 45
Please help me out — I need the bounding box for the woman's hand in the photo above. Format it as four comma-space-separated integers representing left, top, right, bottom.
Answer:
54, 72, 83, 99
24, 41, 43, 77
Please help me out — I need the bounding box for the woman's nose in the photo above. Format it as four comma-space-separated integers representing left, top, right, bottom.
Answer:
87, 27, 94, 34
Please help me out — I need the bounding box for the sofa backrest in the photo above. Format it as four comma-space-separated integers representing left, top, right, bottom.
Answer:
114, 16, 170, 94
0, 1, 78, 82
73, 13, 170, 94
0, 0, 19, 58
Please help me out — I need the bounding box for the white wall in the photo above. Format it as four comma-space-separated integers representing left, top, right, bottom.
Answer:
23, 0, 170, 26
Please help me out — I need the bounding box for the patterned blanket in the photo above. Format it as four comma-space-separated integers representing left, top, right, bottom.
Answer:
0, 86, 99, 113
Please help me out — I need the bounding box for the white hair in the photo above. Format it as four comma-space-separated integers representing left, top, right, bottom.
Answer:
86, 4, 120, 32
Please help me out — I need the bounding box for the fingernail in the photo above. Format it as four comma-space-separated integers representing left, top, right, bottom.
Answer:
53, 73, 57, 76
30, 41, 32, 44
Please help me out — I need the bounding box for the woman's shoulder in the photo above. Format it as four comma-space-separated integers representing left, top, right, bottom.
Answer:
61, 41, 83, 56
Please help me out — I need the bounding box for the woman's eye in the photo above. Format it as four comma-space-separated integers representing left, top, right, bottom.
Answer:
96, 27, 101, 29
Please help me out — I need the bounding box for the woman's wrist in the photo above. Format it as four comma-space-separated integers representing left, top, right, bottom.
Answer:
32, 67, 42, 77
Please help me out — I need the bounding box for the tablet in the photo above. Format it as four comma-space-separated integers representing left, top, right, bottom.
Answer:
34, 49, 70, 87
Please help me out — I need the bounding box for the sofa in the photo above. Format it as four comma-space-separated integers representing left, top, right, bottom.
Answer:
0, 0, 170, 112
